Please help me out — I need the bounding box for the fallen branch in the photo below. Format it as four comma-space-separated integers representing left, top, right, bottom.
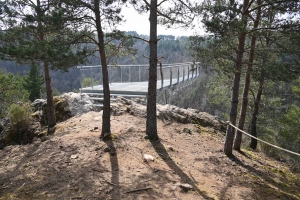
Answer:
125, 187, 152, 193
98, 177, 119, 187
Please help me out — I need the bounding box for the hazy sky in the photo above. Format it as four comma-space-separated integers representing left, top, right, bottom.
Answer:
118, 6, 203, 37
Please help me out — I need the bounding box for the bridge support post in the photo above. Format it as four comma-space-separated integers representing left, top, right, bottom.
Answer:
177, 67, 180, 84
192, 66, 194, 79
91, 67, 94, 89
121, 67, 123, 83
169, 67, 172, 87
80, 66, 82, 100
129, 65, 131, 82
164, 90, 167, 104
139, 66, 141, 82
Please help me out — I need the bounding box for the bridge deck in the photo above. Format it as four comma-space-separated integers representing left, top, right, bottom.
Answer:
80, 76, 190, 95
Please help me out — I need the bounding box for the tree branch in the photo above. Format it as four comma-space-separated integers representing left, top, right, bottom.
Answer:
158, 0, 168, 7
248, 0, 290, 13
158, 56, 164, 61
133, 36, 150, 43
143, 55, 150, 59
82, 34, 98, 45
142, 0, 151, 8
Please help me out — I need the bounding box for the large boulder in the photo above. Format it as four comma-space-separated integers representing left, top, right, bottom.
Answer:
31, 97, 71, 124
31, 92, 94, 124
60, 92, 93, 116
53, 96, 72, 122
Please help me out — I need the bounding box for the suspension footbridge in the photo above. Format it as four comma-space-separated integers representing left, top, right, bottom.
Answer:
78, 62, 200, 106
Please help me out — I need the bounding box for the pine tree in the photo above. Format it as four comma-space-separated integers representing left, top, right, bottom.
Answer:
0, 71, 30, 117
193, 0, 300, 155
131, 0, 195, 140
61, 0, 135, 139
0, 0, 93, 131
23, 63, 44, 102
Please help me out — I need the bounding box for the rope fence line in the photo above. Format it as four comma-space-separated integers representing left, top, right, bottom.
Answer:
227, 122, 300, 157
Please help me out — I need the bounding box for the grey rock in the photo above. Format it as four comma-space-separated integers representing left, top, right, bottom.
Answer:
143, 154, 154, 162
175, 183, 193, 190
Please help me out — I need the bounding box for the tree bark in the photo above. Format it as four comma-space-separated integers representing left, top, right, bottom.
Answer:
250, 6, 273, 150
44, 61, 56, 129
146, 0, 159, 140
94, 0, 111, 138
234, 0, 262, 151
36, 0, 56, 130
250, 76, 264, 149
224, 0, 249, 156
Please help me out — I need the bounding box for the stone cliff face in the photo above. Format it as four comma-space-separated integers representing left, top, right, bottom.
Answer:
0, 93, 226, 148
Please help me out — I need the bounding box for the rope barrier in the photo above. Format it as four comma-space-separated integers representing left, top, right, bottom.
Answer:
227, 122, 300, 157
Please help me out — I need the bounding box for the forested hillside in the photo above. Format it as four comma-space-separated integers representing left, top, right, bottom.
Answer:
0, 32, 192, 93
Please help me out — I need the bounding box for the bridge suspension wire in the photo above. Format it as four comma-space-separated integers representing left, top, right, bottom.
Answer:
227, 122, 300, 157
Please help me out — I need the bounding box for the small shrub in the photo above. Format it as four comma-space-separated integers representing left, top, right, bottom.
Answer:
8, 103, 31, 132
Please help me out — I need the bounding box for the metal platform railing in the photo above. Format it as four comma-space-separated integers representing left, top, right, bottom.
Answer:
77, 62, 201, 107
77, 62, 200, 90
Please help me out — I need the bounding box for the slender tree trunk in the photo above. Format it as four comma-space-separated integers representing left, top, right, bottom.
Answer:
94, 0, 111, 138
250, 75, 264, 149
234, 0, 262, 150
146, 0, 158, 140
250, 7, 273, 149
36, 0, 56, 131
224, 0, 249, 155
44, 61, 56, 129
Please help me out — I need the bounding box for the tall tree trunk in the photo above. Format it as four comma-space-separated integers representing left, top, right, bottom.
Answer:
36, 0, 56, 131
44, 61, 56, 129
234, 0, 262, 151
146, 0, 158, 140
94, 0, 111, 138
250, 75, 264, 149
250, 6, 273, 149
224, 0, 250, 155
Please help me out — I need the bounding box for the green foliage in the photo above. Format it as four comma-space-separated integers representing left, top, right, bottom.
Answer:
82, 77, 100, 88
8, 103, 31, 130
0, 0, 94, 69
278, 105, 300, 155
189, 35, 237, 76
52, 88, 61, 96
206, 74, 232, 119
292, 77, 300, 97
0, 71, 29, 117
105, 30, 137, 65
72, 89, 79, 93
258, 127, 281, 158
23, 63, 44, 101
7, 103, 32, 143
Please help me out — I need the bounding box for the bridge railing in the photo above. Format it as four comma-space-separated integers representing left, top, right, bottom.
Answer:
78, 62, 200, 89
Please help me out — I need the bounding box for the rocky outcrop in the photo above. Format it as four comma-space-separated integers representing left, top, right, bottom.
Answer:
60, 92, 93, 116
1, 93, 226, 148
112, 97, 226, 131
31, 92, 94, 125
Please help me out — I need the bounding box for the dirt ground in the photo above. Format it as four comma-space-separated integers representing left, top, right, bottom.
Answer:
0, 111, 299, 200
